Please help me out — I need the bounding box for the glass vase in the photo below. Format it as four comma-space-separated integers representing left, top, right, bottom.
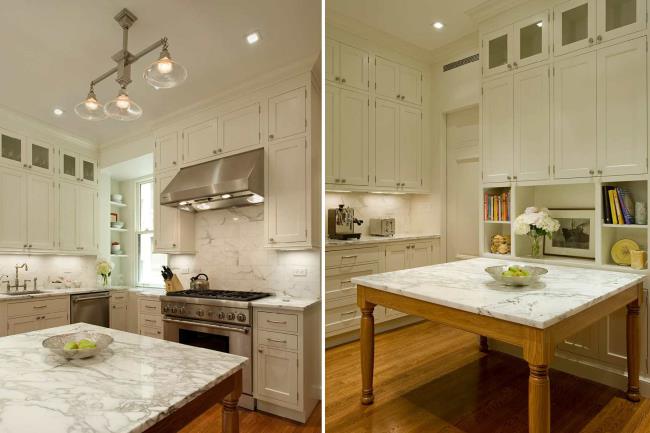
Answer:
529, 234, 543, 258
98, 274, 111, 289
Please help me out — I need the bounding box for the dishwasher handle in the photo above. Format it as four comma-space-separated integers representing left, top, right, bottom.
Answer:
72, 294, 111, 303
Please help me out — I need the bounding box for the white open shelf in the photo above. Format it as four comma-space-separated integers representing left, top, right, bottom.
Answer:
110, 254, 128, 258
109, 227, 127, 232
110, 201, 126, 207
484, 220, 510, 224
602, 224, 648, 229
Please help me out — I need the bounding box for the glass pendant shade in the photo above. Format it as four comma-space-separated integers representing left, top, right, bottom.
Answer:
74, 89, 107, 121
104, 88, 142, 121
143, 49, 188, 89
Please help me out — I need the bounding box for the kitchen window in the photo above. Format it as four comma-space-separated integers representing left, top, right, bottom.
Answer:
136, 179, 167, 287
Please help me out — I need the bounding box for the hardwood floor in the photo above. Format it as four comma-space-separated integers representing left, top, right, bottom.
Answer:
326, 321, 650, 433
178, 402, 321, 432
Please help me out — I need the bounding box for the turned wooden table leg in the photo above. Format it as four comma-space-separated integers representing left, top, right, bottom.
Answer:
627, 297, 641, 402
479, 335, 489, 353
360, 300, 376, 405
528, 364, 550, 433
222, 370, 242, 433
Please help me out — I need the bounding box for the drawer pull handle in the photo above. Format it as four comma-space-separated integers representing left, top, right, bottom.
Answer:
341, 311, 356, 316
267, 320, 287, 325
145, 319, 157, 324
267, 338, 287, 344
145, 305, 157, 309
341, 279, 352, 284
33, 305, 47, 309
341, 255, 357, 259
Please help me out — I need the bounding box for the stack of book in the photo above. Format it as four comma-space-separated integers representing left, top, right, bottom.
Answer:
602, 186, 635, 224
484, 190, 510, 222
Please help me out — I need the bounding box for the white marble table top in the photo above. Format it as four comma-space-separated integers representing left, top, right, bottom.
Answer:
352, 257, 645, 329
0, 323, 246, 433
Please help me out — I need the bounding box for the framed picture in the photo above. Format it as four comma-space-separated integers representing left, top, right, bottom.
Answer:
110, 212, 119, 223
544, 209, 595, 258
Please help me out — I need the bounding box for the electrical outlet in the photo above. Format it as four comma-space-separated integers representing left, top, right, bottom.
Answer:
293, 267, 307, 277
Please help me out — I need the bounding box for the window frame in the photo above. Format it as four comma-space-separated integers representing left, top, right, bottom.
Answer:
134, 177, 166, 288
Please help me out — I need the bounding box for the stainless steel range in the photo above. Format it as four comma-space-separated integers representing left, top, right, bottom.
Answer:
161, 290, 271, 410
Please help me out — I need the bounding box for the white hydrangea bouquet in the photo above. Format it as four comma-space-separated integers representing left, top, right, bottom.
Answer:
96, 258, 113, 288
513, 207, 560, 258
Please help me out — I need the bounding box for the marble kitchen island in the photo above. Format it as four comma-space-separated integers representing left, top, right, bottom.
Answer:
0, 323, 246, 433
353, 257, 646, 433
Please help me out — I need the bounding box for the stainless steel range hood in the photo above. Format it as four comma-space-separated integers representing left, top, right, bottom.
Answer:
160, 148, 264, 212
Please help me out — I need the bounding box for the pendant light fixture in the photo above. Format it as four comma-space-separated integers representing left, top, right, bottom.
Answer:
75, 8, 187, 122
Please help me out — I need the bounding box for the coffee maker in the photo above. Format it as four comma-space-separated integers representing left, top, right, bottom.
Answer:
328, 205, 363, 240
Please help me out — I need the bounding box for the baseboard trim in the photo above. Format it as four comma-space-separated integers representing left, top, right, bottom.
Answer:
326, 316, 424, 348
489, 340, 650, 397
256, 399, 318, 423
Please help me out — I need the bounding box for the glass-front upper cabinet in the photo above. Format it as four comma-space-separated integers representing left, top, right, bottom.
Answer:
597, 0, 646, 42
0, 129, 25, 168
59, 150, 97, 185
554, 0, 596, 55
514, 12, 550, 68
482, 26, 514, 77
28, 141, 54, 175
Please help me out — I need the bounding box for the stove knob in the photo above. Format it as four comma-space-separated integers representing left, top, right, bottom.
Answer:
171, 307, 177, 314
227, 312, 235, 321
163, 306, 169, 313
179, 307, 185, 314
218, 312, 225, 319
236, 313, 246, 322
197, 310, 205, 317
207, 311, 213, 316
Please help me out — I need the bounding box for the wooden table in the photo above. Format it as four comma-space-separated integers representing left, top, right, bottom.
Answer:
353, 258, 645, 433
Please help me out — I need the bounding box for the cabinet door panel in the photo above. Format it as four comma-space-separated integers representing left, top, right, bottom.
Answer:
0, 167, 27, 249
558, 323, 600, 358
374, 99, 400, 188
183, 120, 218, 164
597, 37, 647, 176
58, 181, 77, 251
410, 242, 432, 268
80, 158, 97, 184
514, 65, 551, 181
110, 303, 128, 331
155, 171, 179, 251
60, 151, 78, 182
399, 65, 422, 105
7, 316, 39, 335
28, 141, 54, 175
40, 311, 68, 330
257, 347, 298, 404
514, 11, 549, 67
267, 137, 307, 244
219, 103, 261, 154
482, 26, 513, 77
156, 132, 179, 172
339, 43, 369, 91
0, 130, 24, 168
375, 57, 399, 100
76, 186, 96, 252
554, 52, 597, 178
325, 86, 338, 184
338, 90, 369, 186
27, 174, 55, 250
597, 0, 645, 42
325, 38, 339, 82
399, 106, 422, 188
268, 87, 306, 141
482, 75, 514, 183
554, 0, 596, 56
385, 243, 409, 271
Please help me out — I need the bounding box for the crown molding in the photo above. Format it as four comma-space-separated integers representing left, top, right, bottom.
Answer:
0, 103, 96, 152
99, 54, 319, 150
466, 0, 529, 24
429, 32, 479, 65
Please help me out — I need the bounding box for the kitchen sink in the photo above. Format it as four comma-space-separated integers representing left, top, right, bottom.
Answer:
2, 290, 45, 296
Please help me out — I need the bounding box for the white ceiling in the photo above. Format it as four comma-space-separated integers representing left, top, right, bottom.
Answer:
0, 0, 320, 144
327, 0, 483, 52
102, 153, 153, 180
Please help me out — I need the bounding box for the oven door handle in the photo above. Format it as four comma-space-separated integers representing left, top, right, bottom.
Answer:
163, 317, 250, 334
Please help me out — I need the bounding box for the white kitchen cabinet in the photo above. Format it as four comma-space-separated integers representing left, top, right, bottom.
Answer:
59, 149, 97, 185
218, 102, 261, 154
256, 347, 298, 404
482, 75, 514, 183
268, 87, 306, 142
410, 241, 432, 268
40, 311, 68, 330
0, 129, 25, 169
325, 85, 337, 184
138, 297, 163, 339
267, 136, 307, 245
514, 64, 551, 181
398, 106, 422, 189
154, 169, 195, 254
182, 119, 218, 165
386, 241, 433, 271
597, 0, 646, 42
6, 297, 69, 336
110, 292, 128, 332
7, 315, 39, 335
374, 98, 400, 188
155, 132, 179, 172
0, 131, 55, 176
326, 38, 369, 91
27, 140, 55, 176
554, 0, 596, 56
58, 182, 97, 254
333, 88, 369, 186
482, 26, 514, 77
27, 173, 55, 250
597, 37, 646, 176
554, 51, 598, 178
375, 57, 422, 105
0, 167, 27, 249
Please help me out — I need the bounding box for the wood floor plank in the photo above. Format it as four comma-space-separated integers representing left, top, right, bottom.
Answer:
326, 321, 648, 433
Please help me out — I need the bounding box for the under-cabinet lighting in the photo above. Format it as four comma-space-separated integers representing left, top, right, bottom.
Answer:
536, 21, 543, 27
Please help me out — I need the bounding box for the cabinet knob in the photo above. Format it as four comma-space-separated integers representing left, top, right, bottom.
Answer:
341, 179, 346, 183
335, 76, 340, 81
172, 161, 176, 165
341, 78, 346, 83
28, 244, 32, 248
506, 175, 512, 180
589, 169, 595, 175
597, 169, 602, 175
507, 63, 512, 70
400, 95, 405, 100
218, 148, 222, 153
258, 349, 264, 353
512, 175, 517, 180
268, 134, 274, 140
23, 164, 27, 168
512, 62, 518, 68
213, 150, 217, 155
335, 179, 340, 183
588, 37, 594, 44
269, 238, 275, 242
396, 94, 401, 99
396, 182, 400, 186
401, 182, 405, 186
172, 243, 177, 248
596, 35, 602, 43
23, 244, 27, 248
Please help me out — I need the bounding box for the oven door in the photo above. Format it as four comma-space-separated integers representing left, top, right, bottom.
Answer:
163, 317, 253, 398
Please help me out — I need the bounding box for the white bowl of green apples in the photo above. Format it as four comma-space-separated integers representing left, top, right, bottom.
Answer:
42, 331, 113, 360
485, 264, 548, 286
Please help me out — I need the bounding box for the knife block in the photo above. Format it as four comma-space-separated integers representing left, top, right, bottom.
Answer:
165, 275, 185, 293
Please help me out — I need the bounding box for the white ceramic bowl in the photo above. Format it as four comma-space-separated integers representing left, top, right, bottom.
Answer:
111, 221, 125, 229
42, 331, 113, 360
485, 265, 548, 286
110, 194, 123, 203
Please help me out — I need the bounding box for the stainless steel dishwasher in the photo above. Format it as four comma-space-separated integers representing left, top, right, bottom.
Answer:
70, 291, 110, 327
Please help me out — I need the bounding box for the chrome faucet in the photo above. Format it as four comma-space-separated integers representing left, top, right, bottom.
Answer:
10, 263, 29, 292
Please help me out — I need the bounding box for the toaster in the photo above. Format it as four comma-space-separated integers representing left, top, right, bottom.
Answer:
369, 218, 395, 236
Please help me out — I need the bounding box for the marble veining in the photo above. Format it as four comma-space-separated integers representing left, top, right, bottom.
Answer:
352, 257, 645, 329
0, 323, 246, 433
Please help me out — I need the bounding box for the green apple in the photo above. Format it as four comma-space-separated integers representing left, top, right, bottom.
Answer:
64, 341, 78, 351
77, 339, 96, 349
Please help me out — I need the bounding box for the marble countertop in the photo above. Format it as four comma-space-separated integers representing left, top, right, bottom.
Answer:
0, 323, 246, 433
251, 295, 320, 311
0, 286, 167, 301
326, 233, 440, 248
352, 257, 645, 329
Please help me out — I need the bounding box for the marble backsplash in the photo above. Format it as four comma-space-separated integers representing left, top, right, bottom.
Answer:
169, 205, 320, 299
0, 255, 97, 289
325, 192, 436, 236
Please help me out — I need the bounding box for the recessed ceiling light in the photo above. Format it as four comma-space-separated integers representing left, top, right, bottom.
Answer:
432, 21, 444, 30
53, 108, 64, 116
246, 31, 261, 45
